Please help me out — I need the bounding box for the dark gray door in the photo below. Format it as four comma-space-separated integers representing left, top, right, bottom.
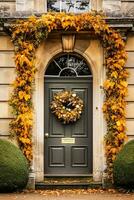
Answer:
44, 77, 92, 176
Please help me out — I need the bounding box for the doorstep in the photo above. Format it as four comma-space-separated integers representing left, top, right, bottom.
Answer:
35, 177, 102, 190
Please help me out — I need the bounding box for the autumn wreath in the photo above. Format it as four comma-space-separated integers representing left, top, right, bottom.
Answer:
50, 90, 84, 124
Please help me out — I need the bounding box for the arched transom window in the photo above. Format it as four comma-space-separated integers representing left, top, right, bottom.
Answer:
45, 54, 92, 77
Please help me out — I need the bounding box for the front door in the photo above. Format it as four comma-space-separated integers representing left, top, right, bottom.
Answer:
44, 77, 92, 176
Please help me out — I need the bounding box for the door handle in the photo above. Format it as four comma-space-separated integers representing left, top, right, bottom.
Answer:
45, 133, 49, 138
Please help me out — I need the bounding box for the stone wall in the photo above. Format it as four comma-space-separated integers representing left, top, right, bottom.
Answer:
0, 36, 15, 139
125, 35, 134, 139
0, 0, 16, 17
121, 1, 134, 16
16, 0, 34, 12
103, 0, 134, 16
103, 0, 122, 16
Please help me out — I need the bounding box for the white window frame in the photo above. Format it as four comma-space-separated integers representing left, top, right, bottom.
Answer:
46, 0, 91, 13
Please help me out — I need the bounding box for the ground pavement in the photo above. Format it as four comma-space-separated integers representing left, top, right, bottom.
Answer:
0, 190, 134, 200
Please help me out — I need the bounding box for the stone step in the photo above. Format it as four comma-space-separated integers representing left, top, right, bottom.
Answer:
35, 181, 102, 190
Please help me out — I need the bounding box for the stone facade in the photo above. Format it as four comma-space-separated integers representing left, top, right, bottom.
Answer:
1, 1, 134, 17
1, 0, 134, 184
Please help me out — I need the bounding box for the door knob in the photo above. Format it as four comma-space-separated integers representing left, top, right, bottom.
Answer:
45, 133, 49, 138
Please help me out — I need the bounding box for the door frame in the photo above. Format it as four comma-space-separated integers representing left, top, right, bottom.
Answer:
33, 39, 105, 182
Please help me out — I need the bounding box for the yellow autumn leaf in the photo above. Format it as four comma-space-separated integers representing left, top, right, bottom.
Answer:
20, 137, 31, 144
112, 155, 116, 161
25, 150, 30, 155
103, 80, 115, 89
18, 91, 25, 99
120, 81, 128, 88
25, 138, 31, 144
111, 71, 118, 78
110, 148, 117, 154
24, 94, 30, 101
111, 105, 117, 110
117, 132, 125, 140
116, 121, 121, 127
19, 80, 26, 86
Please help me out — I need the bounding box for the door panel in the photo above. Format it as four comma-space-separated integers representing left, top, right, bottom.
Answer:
50, 88, 65, 137
49, 146, 65, 167
44, 78, 92, 175
72, 88, 87, 137
71, 146, 88, 167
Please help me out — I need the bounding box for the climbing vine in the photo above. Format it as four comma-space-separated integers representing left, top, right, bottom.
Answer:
9, 12, 128, 180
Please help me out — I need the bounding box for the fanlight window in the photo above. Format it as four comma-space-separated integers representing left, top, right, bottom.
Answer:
45, 54, 92, 77
47, 0, 90, 13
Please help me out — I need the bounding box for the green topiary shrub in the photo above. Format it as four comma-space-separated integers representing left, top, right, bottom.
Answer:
113, 140, 134, 188
0, 139, 29, 192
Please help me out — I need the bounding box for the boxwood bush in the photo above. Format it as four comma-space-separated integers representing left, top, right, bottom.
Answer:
0, 139, 29, 192
113, 140, 134, 188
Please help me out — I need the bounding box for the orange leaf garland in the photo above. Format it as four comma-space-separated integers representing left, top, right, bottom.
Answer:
9, 12, 128, 181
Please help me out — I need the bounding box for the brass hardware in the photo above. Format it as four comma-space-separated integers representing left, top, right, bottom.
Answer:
61, 138, 75, 144
45, 133, 49, 138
